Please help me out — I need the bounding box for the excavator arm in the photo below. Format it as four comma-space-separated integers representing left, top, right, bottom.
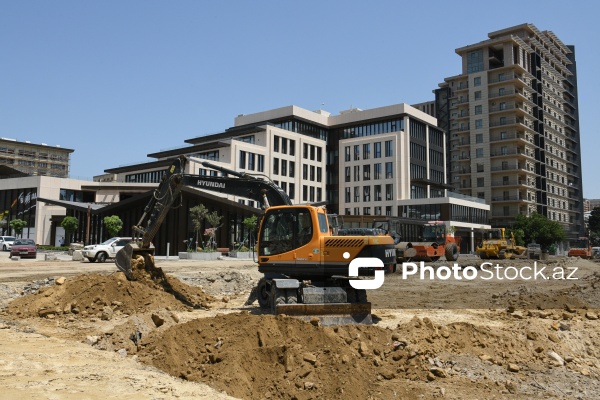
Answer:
115, 155, 291, 278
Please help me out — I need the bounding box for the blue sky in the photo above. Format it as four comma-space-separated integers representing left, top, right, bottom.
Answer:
2, 1, 599, 197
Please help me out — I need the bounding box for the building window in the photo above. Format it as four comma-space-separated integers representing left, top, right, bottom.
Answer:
385, 140, 393, 157
374, 185, 382, 201
257, 155, 264, 172
473, 76, 481, 86
475, 119, 483, 129
289, 141, 295, 156
475, 105, 482, 115
288, 161, 294, 177
345, 187, 351, 202
281, 138, 287, 154
273, 136, 280, 152
385, 162, 393, 179
468, 50, 484, 73
477, 177, 484, 187
385, 184, 393, 200
248, 153, 255, 170
354, 165, 360, 181
363, 165, 370, 180
273, 158, 279, 174
374, 163, 381, 180
476, 148, 483, 158
345, 167, 351, 182
354, 186, 360, 202
302, 164, 308, 180
363, 143, 370, 160
363, 186, 371, 202
474, 91, 482, 100
354, 145, 360, 160
239, 151, 246, 169
345, 146, 351, 162
363, 207, 371, 215
476, 133, 483, 143
374, 142, 381, 158
477, 163, 484, 172
281, 159, 287, 176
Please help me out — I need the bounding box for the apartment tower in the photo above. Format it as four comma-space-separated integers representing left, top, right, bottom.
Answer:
435, 23, 584, 239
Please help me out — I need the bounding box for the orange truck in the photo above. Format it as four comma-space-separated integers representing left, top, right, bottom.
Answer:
567, 237, 593, 259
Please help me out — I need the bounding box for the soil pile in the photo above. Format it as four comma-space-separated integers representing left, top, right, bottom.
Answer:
4, 272, 214, 319
135, 311, 600, 400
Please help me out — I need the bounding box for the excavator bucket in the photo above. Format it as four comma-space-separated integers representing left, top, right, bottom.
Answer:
275, 302, 373, 326
115, 243, 161, 281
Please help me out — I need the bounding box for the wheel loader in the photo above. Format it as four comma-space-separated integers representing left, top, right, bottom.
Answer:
476, 228, 526, 259
114, 155, 396, 326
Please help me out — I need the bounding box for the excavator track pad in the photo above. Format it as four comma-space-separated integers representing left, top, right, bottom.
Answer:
275, 302, 373, 326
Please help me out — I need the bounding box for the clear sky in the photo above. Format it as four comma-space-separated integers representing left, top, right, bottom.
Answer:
2, 1, 599, 197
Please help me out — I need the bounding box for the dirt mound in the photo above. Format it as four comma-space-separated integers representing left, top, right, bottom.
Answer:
4, 272, 214, 319
137, 313, 404, 400
132, 310, 600, 400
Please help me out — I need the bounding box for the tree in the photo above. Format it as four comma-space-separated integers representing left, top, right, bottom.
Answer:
9, 219, 27, 238
61, 216, 79, 245
103, 215, 123, 238
587, 206, 600, 235
189, 204, 208, 251
204, 211, 223, 250
512, 213, 566, 251
242, 215, 258, 249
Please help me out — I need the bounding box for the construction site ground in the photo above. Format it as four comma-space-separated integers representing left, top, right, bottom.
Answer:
0, 252, 599, 399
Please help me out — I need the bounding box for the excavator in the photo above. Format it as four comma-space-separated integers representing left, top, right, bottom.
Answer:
115, 155, 396, 325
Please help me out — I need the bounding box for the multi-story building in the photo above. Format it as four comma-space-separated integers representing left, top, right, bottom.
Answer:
0, 137, 73, 178
434, 23, 584, 239
1, 103, 490, 254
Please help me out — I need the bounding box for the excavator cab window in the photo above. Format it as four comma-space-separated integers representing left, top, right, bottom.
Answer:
259, 208, 314, 256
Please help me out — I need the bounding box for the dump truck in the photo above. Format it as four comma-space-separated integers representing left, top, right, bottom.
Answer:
476, 228, 526, 259
115, 155, 396, 325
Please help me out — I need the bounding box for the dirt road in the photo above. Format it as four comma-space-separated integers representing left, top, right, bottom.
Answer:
0, 253, 598, 399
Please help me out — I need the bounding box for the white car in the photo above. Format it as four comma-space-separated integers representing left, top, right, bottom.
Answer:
0, 236, 16, 251
82, 237, 133, 263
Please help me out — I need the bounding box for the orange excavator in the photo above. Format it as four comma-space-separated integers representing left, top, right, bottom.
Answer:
115, 155, 396, 325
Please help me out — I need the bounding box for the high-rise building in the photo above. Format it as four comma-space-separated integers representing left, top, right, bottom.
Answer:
435, 23, 584, 239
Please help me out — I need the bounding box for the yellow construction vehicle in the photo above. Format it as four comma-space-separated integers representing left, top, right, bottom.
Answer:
476, 228, 526, 259
115, 155, 396, 325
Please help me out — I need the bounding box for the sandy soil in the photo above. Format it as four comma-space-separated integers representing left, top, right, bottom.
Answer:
0, 252, 598, 399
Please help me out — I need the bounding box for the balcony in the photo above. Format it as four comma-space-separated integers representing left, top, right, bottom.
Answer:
491, 195, 526, 202
491, 163, 525, 172
491, 179, 526, 186
490, 147, 525, 157
489, 131, 526, 142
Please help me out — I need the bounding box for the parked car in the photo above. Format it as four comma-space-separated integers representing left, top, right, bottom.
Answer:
527, 243, 542, 260
9, 239, 37, 258
0, 236, 16, 251
82, 237, 133, 263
